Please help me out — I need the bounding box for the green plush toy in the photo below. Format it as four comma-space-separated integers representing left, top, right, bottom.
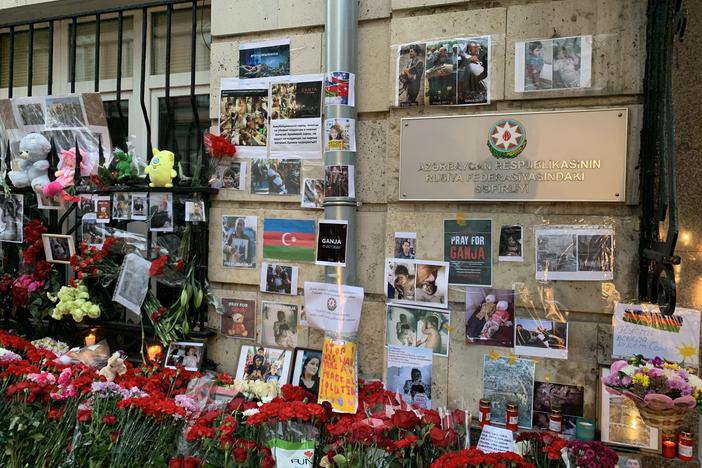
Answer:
114, 150, 133, 181
144, 148, 177, 188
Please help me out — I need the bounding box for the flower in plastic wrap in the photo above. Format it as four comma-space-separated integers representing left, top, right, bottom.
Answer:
0, 347, 22, 362
50, 282, 101, 322
246, 380, 279, 403
31, 337, 70, 357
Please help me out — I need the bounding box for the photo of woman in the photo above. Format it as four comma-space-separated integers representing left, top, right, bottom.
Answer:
291, 349, 322, 398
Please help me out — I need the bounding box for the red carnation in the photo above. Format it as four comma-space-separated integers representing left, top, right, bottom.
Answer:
149, 256, 168, 277
103, 415, 117, 425
233, 447, 248, 464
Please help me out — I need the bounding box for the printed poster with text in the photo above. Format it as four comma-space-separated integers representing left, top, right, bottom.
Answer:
444, 219, 492, 286
613, 303, 700, 369
318, 337, 358, 413
270, 74, 324, 158
303, 281, 364, 334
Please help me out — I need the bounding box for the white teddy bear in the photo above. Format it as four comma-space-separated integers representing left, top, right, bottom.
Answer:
8, 133, 51, 196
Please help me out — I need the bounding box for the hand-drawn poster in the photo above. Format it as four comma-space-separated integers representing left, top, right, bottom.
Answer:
318, 338, 358, 413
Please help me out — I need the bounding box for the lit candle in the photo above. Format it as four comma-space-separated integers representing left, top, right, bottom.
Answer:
84, 333, 96, 346
147, 344, 163, 361
662, 436, 677, 458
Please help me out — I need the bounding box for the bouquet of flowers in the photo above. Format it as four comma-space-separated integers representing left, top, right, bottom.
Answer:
567, 440, 618, 468
603, 355, 698, 432
515, 432, 568, 468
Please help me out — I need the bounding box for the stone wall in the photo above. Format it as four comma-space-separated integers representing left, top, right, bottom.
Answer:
206, 0, 649, 425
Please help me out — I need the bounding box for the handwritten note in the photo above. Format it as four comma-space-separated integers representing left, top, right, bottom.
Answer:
477, 425, 515, 454
318, 338, 358, 413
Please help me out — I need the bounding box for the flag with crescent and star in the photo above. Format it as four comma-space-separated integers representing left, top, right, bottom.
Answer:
263, 218, 316, 262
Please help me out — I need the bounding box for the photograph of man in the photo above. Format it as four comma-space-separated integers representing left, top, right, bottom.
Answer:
398, 44, 425, 106
425, 42, 457, 105
223, 216, 256, 267
395, 238, 416, 259
456, 38, 489, 104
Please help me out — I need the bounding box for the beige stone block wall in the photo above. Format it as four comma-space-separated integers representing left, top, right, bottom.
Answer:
205, 0, 646, 419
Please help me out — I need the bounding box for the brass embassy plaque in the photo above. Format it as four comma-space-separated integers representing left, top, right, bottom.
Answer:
399, 108, 628, 202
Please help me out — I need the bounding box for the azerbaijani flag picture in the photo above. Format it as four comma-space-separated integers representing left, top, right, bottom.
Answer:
263, 218, 316, 262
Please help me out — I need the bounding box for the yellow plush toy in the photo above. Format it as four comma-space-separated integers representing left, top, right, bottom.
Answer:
144, 148, 177, 188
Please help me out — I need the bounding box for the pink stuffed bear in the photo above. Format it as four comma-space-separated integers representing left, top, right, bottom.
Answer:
43, 148, 94, 198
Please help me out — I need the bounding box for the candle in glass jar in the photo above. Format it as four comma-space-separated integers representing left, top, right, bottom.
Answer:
662, 436, 677, 458
146, 344, 163, 361
678, 432, 693, 461
84, 333, 96, 346
478, 399, 491, 427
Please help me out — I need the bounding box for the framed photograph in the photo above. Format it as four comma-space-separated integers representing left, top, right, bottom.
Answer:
149, 193, 173, 232
112, 193, 131, 220
164, 341, 205, 372
483, 355, 535, 428
385, 304, 450, 357
301, 178, 325, 209
130, 193, 148, 220
465, 287, 515, 348
222, 215, 257, 268
600, 367, 660, 451
260, 263, 298, 296
42, 234, 75, 264
235, 344, 293, 386
535, 226, 614, 281
394, 232, 416, 259
290, 347, 323, 398
185, 201, 206, 223
112, 253, 151, 317
385, 258, 449, 309
261, 301, 299, 348
221, 298, 256, 339
0, 194, 24, 244
514, 317, 568, 360
532, 381, 584, 436
96, 196, 111, 223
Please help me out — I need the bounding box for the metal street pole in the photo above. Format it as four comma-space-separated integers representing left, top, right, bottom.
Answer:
324, 0, 358, 286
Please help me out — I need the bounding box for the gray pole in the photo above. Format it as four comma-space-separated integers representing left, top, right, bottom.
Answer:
324, 0, 357, 286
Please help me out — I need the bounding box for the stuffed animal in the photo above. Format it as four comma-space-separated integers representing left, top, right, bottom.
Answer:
228, 312, 248, 337
8, 133, 51, 190
98, 352, 127, 382
113, 149, 133, 181
144, 148, 177, 188
43, 147, 94, 197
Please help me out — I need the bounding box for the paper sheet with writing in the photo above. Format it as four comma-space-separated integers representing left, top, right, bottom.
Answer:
612, 303, 700, 368
318, 338, 357, 413
476, 425, 515, 454
303, 281, 364, 334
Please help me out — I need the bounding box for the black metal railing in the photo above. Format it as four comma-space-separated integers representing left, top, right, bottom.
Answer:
638, 0, 686, 314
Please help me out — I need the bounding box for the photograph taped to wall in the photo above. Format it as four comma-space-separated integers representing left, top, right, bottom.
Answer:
396, 43, 426, 107
148, 193, 173, 232
532, 381, 584, 436
324, 71, 355, 106
394, 232, 416, 259
612, 303, 700, 369
465, 287, 515, 348
270, 74, 324, 157
291, 348, 323, 399
96, 196, 111, 223
600, 367, 659, 450
212, 160, 247, 190
251, 158, 301, 195
164, 341, 205, 372
130, 193, 147, 220
112, 193, 130, 220
499, 225, 523, 262
515, 317, 568, 359
515, 35, 592, 92
78, 194, 97, 217
535, 226, 614, 281
386, 345, 433, 410
324, 118, 355, 152
239, 39, 290, 80
185, 201, 206, 223
324, 165, 354, 198
261, 301, 299, 349
301, 178, 325, 209
219, 79, 269, 157
235, 344, 293, 387
37, 193, 64, 211
260, 262, 299, 296
82, 214, 104, 249
483, 355, 535, 428
221, 298, 256, 340
0, 194, 23, 244
385, 304, 450, 357
385, 258, 449, 309
113, 253, 151, 318
222, 215, 257, 268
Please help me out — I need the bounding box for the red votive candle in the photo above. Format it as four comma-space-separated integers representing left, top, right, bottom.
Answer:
679, 432, 693, 461
662, 436, 677, 458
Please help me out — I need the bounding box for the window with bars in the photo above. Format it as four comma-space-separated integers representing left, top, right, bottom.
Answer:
69, 17, 135, 82
0, 27, 50, 87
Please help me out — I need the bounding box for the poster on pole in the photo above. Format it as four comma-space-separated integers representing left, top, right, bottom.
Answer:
303, 281, 364, 335
318, 337, 358, 413
315, 220, 348, 266
444, 219, 493, 286
324, 71, 355, 106
270, 74, 323, 158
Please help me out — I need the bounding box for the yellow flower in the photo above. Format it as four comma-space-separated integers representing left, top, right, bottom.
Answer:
663, 362, 680, 370
632, 373, 650, 388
